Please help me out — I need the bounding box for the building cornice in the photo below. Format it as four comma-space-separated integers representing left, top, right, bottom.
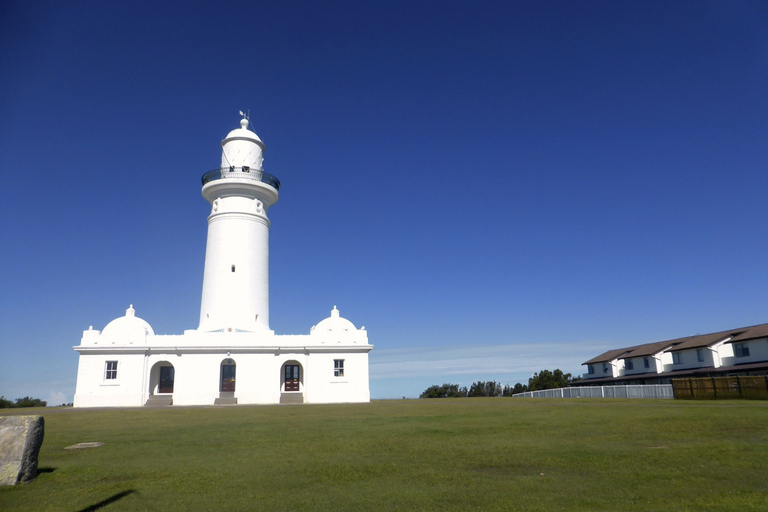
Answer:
73, 344, 373, 355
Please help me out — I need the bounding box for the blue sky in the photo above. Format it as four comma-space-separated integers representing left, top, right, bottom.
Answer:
2, 1, 767, 403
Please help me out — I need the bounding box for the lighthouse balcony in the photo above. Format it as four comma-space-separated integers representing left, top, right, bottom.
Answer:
201, 167, 281, 191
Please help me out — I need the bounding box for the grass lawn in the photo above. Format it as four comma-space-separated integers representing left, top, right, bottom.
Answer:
1, 398, 767, 511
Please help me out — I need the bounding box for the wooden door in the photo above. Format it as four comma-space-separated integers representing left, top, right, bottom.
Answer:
284, 365, 300, 392
159, 366, 174, 394
221, 364, 236, 392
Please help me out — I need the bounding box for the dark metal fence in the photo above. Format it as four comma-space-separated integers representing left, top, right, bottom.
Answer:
201, 167, 281, 190
672, 376, 768, 400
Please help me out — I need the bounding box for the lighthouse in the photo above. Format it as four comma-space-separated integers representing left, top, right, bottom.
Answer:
198, 116, 280, 333
73, 115, 372, 407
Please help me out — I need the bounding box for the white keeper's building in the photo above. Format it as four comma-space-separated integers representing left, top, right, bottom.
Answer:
73, 117, 372, 407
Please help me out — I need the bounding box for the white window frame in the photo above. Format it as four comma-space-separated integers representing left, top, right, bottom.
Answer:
333, 359, 345, 377
672, 352, 682, 365
105, 361, 118, 380
587, 364, 594, 375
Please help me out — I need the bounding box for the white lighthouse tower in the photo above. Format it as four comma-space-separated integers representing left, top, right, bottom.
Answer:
198, 116, 280, 333
73, 115, 372, 407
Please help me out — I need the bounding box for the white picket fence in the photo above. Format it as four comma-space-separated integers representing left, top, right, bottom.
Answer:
513, 384, 674, 399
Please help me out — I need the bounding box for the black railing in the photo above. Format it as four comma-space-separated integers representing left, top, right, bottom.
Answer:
201, 166, 281, 190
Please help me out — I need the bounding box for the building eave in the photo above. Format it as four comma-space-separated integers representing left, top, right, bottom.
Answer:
74, 344, 374, 355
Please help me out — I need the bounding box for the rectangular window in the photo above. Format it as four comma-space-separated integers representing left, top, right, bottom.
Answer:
734, 343, 750, 358
334, 359, 344, 377
587, 364, 594, 375
672, 352, 682, 365
697, 348, 705, 362
644, 357, 650, 369
625, 359, 634, 370
603, 363, 609, 374
105, 361, 118, 380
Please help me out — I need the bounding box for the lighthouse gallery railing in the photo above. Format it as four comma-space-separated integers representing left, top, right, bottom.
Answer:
201, 167, 281, 190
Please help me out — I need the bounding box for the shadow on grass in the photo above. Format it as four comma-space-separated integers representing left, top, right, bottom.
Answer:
76, 490, 135, 512
36, 467, 56, 475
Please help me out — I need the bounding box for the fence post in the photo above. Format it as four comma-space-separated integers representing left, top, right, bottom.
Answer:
712, 376, 717, 399
737, 376, 742, 399
689, 378, 694, 399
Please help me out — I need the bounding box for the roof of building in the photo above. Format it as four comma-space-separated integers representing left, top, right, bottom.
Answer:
311, 306, 358, 334
223, 117, 264, 147
622, 340, 681, 358
668, 322, 768, 351
101, 305, 154, 341
582, 340, 681, 364
583, 322, 768, 365
583, 348, 634, 365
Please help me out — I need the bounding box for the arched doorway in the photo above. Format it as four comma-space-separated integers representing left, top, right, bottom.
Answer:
280, 361, 304, 404
149, 361, 175, 394
220, 358, 236, 392
214, 358, 238, 405
146, 361, 175, 406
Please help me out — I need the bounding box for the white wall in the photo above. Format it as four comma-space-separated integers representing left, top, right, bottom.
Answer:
720, 338, 768, 368
622, 356, 659, 375
73, 353, 146, 407
74, 340, 371, 407
582, 361, 621, 379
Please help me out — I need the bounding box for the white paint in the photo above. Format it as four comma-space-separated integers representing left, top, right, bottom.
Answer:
199, 118, 276, 332
582, 337, 768, 379
720, 338, 768, 368
74, 118, 372, 407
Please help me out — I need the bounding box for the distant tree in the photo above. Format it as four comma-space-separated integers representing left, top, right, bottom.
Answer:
13, 396, 47, 408
420, 383, 466, 398
512, 383, 529, 394
467, 381, 502, 397
528, 369, 573, 391
0, 396, 47, 408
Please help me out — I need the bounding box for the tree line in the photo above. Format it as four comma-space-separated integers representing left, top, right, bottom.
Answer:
0, 396, 48, 408
419, 369, 579, 398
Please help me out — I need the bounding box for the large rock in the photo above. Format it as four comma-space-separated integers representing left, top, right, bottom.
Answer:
0, 416, 45, 485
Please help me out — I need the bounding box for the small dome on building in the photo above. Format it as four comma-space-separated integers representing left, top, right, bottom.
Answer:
220, 117, 265, 170
101, 305, 154, 343
311, 306, 357, 334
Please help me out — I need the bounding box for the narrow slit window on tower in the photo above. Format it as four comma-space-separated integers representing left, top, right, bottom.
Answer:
231, 265, 236, 272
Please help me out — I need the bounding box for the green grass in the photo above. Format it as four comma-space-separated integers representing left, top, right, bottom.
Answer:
1, 399, 767, 511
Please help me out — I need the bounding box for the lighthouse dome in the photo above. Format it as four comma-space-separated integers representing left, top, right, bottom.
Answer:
101, 305, 154, 344
220, 118, 265, 170
311, 306, 357, 334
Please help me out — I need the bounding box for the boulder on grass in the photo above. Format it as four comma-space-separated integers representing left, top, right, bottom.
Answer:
0, 416, 45, 485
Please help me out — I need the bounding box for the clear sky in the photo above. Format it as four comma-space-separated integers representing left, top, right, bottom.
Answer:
1, 1, 767, 404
